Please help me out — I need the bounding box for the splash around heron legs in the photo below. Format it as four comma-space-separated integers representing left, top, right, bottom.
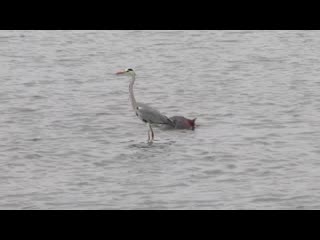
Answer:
147, 122, 154, 145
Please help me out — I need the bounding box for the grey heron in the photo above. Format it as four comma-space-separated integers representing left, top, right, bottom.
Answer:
116, 68, 174, 143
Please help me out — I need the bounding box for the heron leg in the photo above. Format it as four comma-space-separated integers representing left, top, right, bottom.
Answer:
147, 122, 154, 144
151, 126, 154, 141
147, 128, 150, 142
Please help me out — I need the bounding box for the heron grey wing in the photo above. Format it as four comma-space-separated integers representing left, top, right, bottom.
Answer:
137, 105, 174, 126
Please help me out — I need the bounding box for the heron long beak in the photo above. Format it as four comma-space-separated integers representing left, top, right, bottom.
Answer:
116, 71, 126, 75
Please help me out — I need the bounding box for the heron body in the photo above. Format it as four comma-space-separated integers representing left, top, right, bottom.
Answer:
136, 102, 173, 125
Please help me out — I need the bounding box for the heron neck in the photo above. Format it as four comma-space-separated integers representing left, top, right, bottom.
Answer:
129, 74, 138, 111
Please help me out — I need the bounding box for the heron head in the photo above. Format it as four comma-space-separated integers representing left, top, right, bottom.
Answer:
116, 68, 136, 76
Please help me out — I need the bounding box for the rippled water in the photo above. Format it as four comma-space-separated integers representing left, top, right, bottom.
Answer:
1, 30, 320, 209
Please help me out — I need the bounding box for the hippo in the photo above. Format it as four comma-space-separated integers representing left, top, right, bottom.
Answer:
169, 116, 197, 130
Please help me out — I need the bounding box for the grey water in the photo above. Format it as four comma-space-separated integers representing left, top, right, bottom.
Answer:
1, 30, 320, 209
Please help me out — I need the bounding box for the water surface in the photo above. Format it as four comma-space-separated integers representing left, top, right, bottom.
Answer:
1, 30, 320, 209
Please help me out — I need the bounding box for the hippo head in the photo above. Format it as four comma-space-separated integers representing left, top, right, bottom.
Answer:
170, 116, 197, 130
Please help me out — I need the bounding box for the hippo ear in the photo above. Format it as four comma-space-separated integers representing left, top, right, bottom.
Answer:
189, 118, 197, 130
